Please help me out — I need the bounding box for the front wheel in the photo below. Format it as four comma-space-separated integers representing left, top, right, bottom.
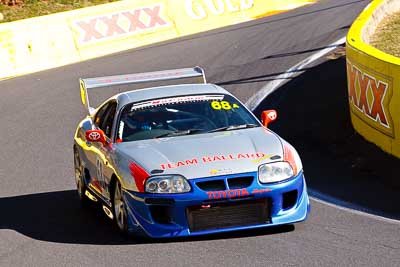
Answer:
113, 180, 128, 234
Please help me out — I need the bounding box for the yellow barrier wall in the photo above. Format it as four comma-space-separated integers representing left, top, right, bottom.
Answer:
0, 0, 314, 80
346, 0, 400, 158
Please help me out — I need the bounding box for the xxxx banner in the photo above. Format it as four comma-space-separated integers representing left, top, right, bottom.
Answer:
69, 0, 315, 60
0, 0, 315, 79
346, 0, 400, 158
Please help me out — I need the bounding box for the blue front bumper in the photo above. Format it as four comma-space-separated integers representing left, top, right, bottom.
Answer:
123, 172, 310, 238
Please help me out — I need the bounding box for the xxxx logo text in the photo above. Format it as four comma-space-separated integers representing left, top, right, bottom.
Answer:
75, 4, 169, 43
347, 61, 391, 129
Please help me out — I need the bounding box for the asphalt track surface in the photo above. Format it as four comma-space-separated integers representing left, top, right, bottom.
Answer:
1, 0, 399, 266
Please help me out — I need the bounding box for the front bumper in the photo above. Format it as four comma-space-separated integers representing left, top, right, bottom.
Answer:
123, 171, 310, 238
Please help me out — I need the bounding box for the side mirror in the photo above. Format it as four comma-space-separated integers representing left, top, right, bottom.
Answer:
85, 130, 107, 146
261, 110, 277, 128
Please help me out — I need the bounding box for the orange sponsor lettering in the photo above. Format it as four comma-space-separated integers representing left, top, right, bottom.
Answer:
346, 61, 390, 129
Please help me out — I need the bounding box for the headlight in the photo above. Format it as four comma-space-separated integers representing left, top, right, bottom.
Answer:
258, 162, 294, 183
283, 141, 303, 176
145, 175, 191, 193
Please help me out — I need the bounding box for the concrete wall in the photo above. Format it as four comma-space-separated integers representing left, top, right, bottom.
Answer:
0, 0, 314, 80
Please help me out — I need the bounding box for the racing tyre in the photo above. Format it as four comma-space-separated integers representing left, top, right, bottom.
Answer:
113, 180, 128, 234
74, 149, 89, 206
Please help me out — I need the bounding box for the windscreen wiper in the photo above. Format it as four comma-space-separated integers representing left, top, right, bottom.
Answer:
154, 129, 204, 138
207, 124, 259, 133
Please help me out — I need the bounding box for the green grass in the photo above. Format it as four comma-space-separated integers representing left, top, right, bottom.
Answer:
0, 0, 118, 23
370, 11, 400, 57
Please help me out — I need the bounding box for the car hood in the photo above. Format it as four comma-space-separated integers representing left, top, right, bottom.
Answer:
116, 127, 283, 179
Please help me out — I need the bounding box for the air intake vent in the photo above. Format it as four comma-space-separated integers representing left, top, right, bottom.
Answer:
150, 206, 172, 224
282, 190, 298, 210
227, 176, 253, 189
196, 180, 226, 191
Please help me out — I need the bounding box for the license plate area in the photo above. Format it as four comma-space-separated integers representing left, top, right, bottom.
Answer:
186, 199, 270, 232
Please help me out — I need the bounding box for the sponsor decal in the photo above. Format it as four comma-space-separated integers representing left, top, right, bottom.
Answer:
206, 187, 271, 200
88, 131, 101, 141
266, 110, 277, 120
185, 0, 254, 20
210, 100, 240, 110
346, 60, 393, 137
251, 188, 272, 194
96, 156, 104, 184
74, 4, 171, 44
160, 152, 267, 170
207, 188, 249, 199
251, 153, 272, 163
209, 168, 233, 175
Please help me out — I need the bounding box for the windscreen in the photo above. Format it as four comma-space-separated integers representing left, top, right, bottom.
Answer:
117, 94, 260, 142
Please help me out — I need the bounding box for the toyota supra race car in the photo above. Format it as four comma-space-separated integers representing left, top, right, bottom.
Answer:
73, 67, 310, 238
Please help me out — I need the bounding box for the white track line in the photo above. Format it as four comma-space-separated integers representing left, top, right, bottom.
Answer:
246, 36, 347, 111
247, 36, 400, 223
309, 190, 400, 225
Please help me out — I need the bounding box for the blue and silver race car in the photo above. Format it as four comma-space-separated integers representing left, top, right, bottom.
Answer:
73, 67, 310, 238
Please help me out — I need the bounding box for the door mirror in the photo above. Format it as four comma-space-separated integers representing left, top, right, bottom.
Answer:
85, 130, 107, 145
261, 110, 277, 128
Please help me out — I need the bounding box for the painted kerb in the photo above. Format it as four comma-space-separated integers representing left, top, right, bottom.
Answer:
0, 0, 315, 80
346, 0, 400, 158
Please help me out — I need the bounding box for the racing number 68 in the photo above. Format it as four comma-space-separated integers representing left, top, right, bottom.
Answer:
211, 101, 239, 110
96, 157, 104, 185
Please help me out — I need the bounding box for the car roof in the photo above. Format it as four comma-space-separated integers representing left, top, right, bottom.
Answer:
113, 83, 232, 107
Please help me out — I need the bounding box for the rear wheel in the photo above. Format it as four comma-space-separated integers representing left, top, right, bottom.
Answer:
113, 180, 128, 234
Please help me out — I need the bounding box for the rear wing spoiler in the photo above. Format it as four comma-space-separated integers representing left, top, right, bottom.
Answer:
79, 66, 206, 114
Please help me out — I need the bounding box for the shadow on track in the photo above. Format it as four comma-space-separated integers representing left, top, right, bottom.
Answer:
0, 190, 294, 244
253, 56, 400, 219
260, 41, 349, 60
216, 68, 311, 86
215, 44, 346, 86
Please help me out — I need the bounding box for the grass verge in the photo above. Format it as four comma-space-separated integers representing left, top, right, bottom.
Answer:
369, 11, 400, 57
0, 0, 117, 23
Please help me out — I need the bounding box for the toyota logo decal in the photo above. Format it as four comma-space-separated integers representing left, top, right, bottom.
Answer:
268, 111, 277, 120
89, 132, 101, 141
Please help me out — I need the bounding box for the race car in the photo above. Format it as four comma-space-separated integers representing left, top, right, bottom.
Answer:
73, 67, 310, 238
